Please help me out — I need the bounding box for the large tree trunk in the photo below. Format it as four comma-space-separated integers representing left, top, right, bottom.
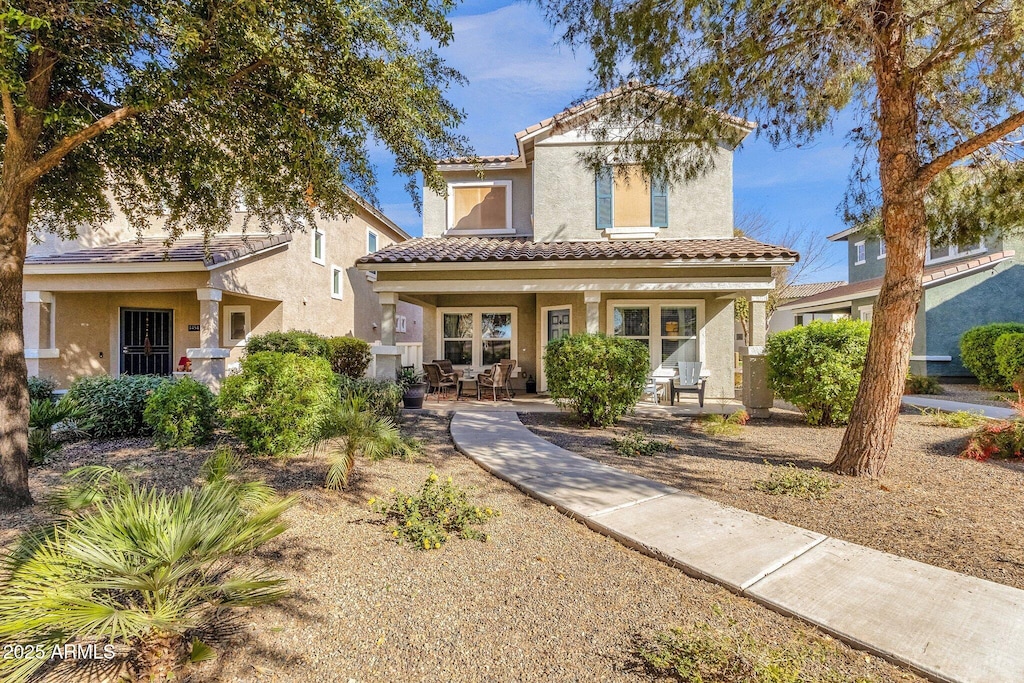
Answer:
831, 8, 927, 477
0, 155, 34, 509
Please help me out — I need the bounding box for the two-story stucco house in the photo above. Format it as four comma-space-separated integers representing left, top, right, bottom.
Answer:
356, 93, 798, 408
777, 227, 1024, 378
23, 193, 422, 389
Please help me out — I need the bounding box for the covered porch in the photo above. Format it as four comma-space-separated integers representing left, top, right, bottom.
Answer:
357, 237, 796, 416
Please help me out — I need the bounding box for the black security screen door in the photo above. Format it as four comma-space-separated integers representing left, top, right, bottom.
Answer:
120, 308, 173, 376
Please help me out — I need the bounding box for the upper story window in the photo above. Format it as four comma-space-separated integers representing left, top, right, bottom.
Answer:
595, 165, 668, 235
878, 239, 886, 259
311, 227, 326, 265
927, 236, 985, 264
367, 229, 378, 254
854, 241, 866, 265
446, 181, 513, 235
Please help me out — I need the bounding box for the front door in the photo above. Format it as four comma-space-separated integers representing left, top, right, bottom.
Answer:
540, 307, 572, 391
120, 308, 173, 376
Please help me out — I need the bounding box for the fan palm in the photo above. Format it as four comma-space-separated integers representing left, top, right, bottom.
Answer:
321, 396, 416, 490
0, 454, 293, 683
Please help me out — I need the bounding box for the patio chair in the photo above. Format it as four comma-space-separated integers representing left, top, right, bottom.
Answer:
642, 367, 676, 404
476, 362, 508, 401
431, 359, 459, 381
498, 358, 517, 398
671, 361, 708, 407
424, 363, 456, 401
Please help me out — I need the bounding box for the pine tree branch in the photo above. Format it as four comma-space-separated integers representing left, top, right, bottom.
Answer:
911, 0, 999, 77
917, 109, 1024, 186
1, 88, 19, 143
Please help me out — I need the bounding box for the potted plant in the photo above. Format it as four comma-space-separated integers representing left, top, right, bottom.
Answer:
398, 367, 427, 409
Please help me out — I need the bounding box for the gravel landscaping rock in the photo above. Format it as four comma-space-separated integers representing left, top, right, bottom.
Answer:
521, 408, 1024, 591
1, 414, 919, 682
933, 383, 1019, 408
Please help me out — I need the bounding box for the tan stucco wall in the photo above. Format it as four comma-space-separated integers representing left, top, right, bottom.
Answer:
422, 168, 533, 239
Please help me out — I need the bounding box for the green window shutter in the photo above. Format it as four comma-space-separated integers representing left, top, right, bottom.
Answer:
651, 177, 668, 228
595, 166, 613, 230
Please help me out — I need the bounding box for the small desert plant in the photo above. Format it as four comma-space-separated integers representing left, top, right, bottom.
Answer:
0, 455, 292, 683
753, 462, 840, 500
337, 375, 404, 421
321, 396, 417, 490
144, 376, 217, 448
905, 373, 943, 395
371, 471, 498, 549
962, 420, 1024, 461
921, 408, 988, 429
610, 429, 671, 457
766, 320, 871, 426
960, 322, 1024, 389
397, 366, 425, 389
324, 336, 372, 378
544, 333, 650, 427
27, 397, 90, 465
219, 352, 338, 456
66, 374, 169, 439
639, 622, 872, 683
697, 410, 750, 437
27, 375, 57, 403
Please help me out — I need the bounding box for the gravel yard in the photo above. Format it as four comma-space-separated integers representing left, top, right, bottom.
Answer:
1, 413, 919, 682
521, 408, 1024, 591
933, 382, 1019, 408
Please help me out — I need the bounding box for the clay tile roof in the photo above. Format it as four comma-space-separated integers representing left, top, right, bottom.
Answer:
25, 233, 291, 267
437, 154, 521, 165
356, 236, 798, 265
777, 281, 846, 301
787, 250, 1016, 307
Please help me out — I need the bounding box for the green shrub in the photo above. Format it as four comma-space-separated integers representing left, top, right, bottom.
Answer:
26, 376, 56, 403
244, 330, 329, 358
753, 462, 841, 500
370, 471, 498, 549
960, 322, 1024, 389
0, 456, 291, 683
962, 419, 1024, 461
766, 320, 871, 426
697, 410, 750, 437
544, 333, 650, 427
905, 373, 943, 395
610, 429, 671, 457
65, 374, 169, 439
219, 352, 337, 456
143, 377, 217, 448
325, 336, 372, 378
995, 332, 1024, 390
337, 375, 404, 421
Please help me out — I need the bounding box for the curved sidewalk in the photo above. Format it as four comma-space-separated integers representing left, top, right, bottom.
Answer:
451, 411, 1024, 683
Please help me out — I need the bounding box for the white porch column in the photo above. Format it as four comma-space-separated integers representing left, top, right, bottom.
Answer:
187, 288, 230, 391
584, 291, 602, 334
742, 295, 772, 418
373, 292, 401, 380
22, 291, 57, 377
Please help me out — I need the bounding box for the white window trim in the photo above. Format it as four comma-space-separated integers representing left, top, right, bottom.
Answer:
859, 305, 873, 322
234, 197, 247, 213
877, 239, 886, 259
925, 237, 986, 265
605, 299, 706, 372
366, 227, 379, 281
436, 307, 518, 372
311, 227, 326, 266
396, 315, 407, 334
445, 180, 514, 236
222, 305, 252, 346
602, 226, 660, 240
854, 241, 866, 265
330, 264, 345, 300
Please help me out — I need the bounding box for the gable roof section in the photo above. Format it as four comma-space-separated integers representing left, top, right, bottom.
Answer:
777, 281, 846, 301
357, 236, 797, 267
25, 234, 291, 273
438, 86, 756, 169
781, 250, 1016, 310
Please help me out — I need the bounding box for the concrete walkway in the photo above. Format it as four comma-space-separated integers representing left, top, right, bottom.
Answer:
451, 411, 1024, 683
902, 395, 1018, 420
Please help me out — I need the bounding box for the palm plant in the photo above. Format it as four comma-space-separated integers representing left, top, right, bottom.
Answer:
0, 454, 293, 683
27, 397, 90, 465
321, 395, 417, 490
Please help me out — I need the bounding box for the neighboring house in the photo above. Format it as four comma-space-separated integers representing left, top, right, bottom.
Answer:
777, 227, 1024, 378
356, 92, 798, 406
23, 194, 421, 389
767, 281, 846, 335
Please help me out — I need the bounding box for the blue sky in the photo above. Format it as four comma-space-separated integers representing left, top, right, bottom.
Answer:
370, 0, 856, 283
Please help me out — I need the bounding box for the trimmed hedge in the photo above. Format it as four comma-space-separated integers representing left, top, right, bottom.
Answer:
325, 336, 372, 378
143, 377, 217, 448
544, 333, 649, 427
960, 323, 1024, 389
219, 352, 338, 455
766, 320, 871, 426
995, 332, 1024, 390
66, 375, 170, 439
245, 330, 371, 378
